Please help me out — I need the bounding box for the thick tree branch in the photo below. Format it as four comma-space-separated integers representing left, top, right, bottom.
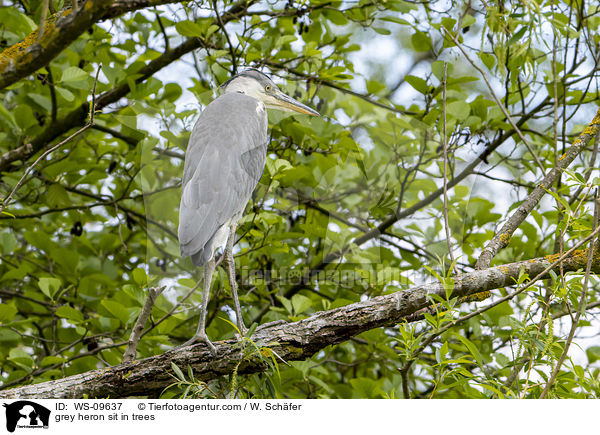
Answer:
1, 250, 598, 399
0, 0, 114, 90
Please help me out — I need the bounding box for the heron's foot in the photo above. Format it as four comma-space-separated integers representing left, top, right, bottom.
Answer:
181, 333, 217, 356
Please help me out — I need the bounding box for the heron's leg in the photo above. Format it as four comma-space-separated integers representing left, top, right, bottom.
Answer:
224, 223, 247, 336
183, 256, 217, 355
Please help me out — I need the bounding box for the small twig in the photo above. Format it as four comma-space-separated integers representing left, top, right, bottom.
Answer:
113, 202, 128, 252
155, 9, 169, 50
123, 286, 166, 363
520, 353, 535, 398
89, 63, 101, 122
0, 64, 102, 215
441, 62, 455, 269
212, 0, 237, 74
47, 67, 58, 122
140, 280, 202, 338
441, 26, 546, 176
551, 299, 600, 320
540, 190, 600, 398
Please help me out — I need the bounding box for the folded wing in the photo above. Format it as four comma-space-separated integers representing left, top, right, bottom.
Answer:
178, 92, 269, 266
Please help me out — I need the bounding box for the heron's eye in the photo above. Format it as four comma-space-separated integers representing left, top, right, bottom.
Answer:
265, 85, 272, 92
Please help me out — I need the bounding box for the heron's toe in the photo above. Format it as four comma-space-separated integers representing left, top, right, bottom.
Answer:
180, 334, 217, 356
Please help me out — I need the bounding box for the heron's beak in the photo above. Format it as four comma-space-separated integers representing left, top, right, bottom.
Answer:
269, 90, 320, 116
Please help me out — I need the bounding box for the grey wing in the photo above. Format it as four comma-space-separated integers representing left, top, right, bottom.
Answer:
178, 93, 268, 265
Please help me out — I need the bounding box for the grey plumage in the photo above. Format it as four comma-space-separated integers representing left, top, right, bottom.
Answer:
176, 69, 319, 354
178, 92, 268, 266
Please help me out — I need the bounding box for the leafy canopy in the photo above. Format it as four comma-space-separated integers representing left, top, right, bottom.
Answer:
1, 0, 600, 398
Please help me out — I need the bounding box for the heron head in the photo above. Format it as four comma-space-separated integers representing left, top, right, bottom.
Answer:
221, 69, 320, 116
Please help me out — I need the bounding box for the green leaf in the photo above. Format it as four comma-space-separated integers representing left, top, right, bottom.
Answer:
291, 294, 312, 315
100, 300, 130, 325
373, 27, 391, 36
507, 27, 528, 46
484, 301, 514, 324
349, 377, 381, 398
276, 35, 297, 47
113, 114, 138, 129
479, 52, 496, 70
411, 30, 432, 52
132, 268, 148, 285
0, 8, 36, 37
41, 356, 67, 366
431, 60, 451, 81
454, 333, 483, 367
171, 362, 186, 381
462, 14, 476, 28
55, 86, 75, 101
60, 66, 89, 82
102, 65, 125, 85
0, 304, 17, 323
276, 296, 293, 315
163, 83, 182, 102
366, 80, 386, 94
8, 348, 34, 370
56, 305, 84, 322
27, 93, 51, 111
586, 346, 600, 364
405, 75, 429, 94
47, 184, 70, 207
178, 278, 197, 288
446, 101, 470, 121
38, 277, 62, 299
0, 231, 17, 255
323, 9, 348, 25
175, 20, 204, 37
205, 24, 219, 38
0, 102, 20, 132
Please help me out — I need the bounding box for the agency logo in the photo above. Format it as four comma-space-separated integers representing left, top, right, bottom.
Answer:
3, 401, 50, 433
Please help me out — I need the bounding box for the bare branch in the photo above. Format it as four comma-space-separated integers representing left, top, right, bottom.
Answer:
123, 286, 166, 363
441, 62, 455, 268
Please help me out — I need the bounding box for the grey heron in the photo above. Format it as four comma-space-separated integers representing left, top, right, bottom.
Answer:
178, 69, 319, 354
